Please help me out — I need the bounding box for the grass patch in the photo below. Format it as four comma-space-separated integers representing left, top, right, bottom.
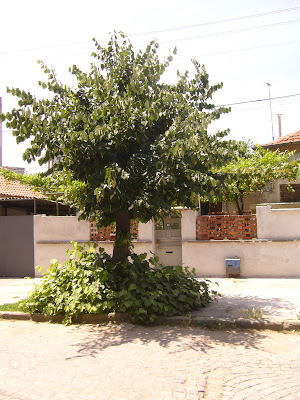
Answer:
241, 307, 264, 319
0, 301, 28, 313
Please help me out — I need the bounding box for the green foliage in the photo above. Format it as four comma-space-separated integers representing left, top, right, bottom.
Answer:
241, 308, 264, 319
21, 242, 218, 324
218, 145, 300, 214
1, 32, 232, 228
0, 301, 28, 312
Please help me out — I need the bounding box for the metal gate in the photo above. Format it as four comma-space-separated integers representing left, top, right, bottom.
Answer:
0, 216, 35, 277
155, 216, 182, 266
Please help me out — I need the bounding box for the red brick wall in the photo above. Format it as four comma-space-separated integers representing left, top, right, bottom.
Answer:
90, 221, 138, 241
196, 214, 257, 240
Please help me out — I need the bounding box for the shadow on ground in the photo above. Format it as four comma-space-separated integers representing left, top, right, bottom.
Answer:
66, 323, 276, 360
196, 294, 298, 318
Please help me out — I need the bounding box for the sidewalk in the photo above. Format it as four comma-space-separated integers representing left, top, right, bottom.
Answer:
189, 278, 300, 330
1, 277, 300, 330
0, 278, 41, 305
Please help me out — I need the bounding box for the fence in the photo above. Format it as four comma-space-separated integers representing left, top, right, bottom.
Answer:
196, 214, 257, 240
90, 220, 138, 241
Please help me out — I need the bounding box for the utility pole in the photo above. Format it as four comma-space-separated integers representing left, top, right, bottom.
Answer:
266, 83, 274, 141
0, 97, 2, 167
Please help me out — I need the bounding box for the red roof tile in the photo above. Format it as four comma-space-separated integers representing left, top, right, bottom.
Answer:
262, 130, 300, 146
0, 175, 46, 199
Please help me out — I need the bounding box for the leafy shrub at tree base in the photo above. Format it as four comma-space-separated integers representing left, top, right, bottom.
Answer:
21, 243, 219, 324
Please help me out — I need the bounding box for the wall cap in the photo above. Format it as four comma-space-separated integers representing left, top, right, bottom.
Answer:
183, 239, 300, 243
35, 240, 148, 244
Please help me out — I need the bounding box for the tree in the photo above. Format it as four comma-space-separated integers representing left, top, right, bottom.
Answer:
219, 145, 300, 214
1, 32, 232, 266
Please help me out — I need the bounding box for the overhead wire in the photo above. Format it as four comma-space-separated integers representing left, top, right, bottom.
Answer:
230, 100, 300, 113
158, 18, 300, 45
219, 93, 300, 107
189, 38, 300, 58
1, 6, 300, 54
129, 6, 300, 36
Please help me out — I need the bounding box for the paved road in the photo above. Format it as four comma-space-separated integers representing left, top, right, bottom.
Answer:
0, 320, 300, 400
1, 278, 300, 322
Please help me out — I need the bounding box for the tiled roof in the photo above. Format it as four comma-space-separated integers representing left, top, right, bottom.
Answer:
0, 174, 46, 199
262, 130, 300, 146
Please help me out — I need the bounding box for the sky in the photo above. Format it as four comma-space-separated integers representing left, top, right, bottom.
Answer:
1, 0, 300, 173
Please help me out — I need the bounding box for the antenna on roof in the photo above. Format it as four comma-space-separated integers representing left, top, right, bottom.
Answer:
266, 83, 274, 141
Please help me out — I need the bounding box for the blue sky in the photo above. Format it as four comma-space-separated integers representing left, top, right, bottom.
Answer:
1, 0, 300, 173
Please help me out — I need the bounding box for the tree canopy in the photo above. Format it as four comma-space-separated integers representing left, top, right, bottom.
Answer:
1, 32, 233, 263
219, 145, 300, 214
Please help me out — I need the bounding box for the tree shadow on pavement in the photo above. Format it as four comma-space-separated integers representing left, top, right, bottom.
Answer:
196, 294, 298, 319
66, 323, 272, 360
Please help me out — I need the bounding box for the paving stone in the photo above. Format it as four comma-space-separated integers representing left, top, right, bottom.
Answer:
0, 321, 300, 399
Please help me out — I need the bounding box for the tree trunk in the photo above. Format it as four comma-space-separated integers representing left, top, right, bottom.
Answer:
235, 194, 244, 215
235, 182, 244, 215
112, 211, 131, 265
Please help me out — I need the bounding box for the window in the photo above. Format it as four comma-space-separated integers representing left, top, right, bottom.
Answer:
280, 184, 300, 202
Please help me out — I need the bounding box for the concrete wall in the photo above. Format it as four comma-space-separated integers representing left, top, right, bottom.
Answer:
0, 216, 35, 277
257, 205, 300, 240
34, 241, 154, 276
33, 215, 154, 276
33, 215, 90, 276
137, 220, 156, 253
180, 206, 300, 278
182, 240, 300, 278
34, 215, 90, 242
3, 208, 300, 278
181, 209, 198, 240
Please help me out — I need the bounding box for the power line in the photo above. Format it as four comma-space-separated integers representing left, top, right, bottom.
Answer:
219, 93, 300, 107
4, 35, 298, 62
231, 100, 300, 112
189, 38, 300, 58
129, 6, 300, 37
1, 7, 300, 55
159, 18, 300, 45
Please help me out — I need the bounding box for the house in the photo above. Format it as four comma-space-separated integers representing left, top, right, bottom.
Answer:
261, 129, 300, 155
222, 130, 300, 213
1, 146, 300, 279
1, 181, 300, 278
261, 129, 300, 203
0, 173, 75, 277
0, 173, 73, 216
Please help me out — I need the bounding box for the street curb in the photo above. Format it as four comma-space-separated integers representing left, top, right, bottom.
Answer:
0, 311, 130, 324
155, 316, 300, 331
1, 311, 300, 330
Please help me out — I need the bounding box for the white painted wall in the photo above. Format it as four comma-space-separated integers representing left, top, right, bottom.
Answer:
181, 209, 198, 240
33, 215, 155, 276
137, 220, 156, 253
257, 205, 300, 240
34, 241, 154, 277
32, 207, 300, 278
182, 240, 300, 278
34, 215, 90, 242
